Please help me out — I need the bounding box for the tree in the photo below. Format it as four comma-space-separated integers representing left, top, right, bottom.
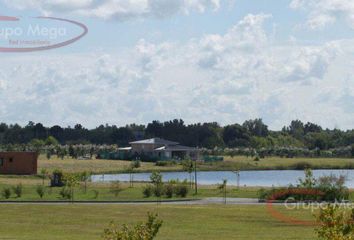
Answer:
40, 168, 48, 186
81, 171, 90, 194
222, 124, 250, 147
288, 120, 305, 140
150, 172, 163, 198
316, 204, 354, 240
129, 160, 140, 188
182, 159, 194, 189
29, 139, 44, 152
242, 119, 269, 137
45, 136, 59, 146
218, 179, 227, 204
111, 127, 135, 146
12, 183, 22, 198
2, 187, 11, 199
298, 169, 317, 188
103, 213, 163, 240
63, 173, 80, 202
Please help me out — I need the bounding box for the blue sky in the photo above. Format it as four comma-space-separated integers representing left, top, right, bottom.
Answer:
0, 0, 353, 130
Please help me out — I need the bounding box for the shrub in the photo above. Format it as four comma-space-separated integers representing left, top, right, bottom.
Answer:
103, 213, 163, 240
110, 181, 123, 197
36, 185, 45, 199
164, 183, 174, 198
259, 170, 349, 202
92, 190, 99, 199
175, 184, 188, 198
143, 185, 153, 198
153, 185, 164, 198
12, 183, 23, 198
59, 187, 72, 200
292, 162, 313, 170
2, 187, 11, 199
131, 160, 141, 169
155, 161, 168, 167
316, 204, 354, 240
51, 169, 64, 187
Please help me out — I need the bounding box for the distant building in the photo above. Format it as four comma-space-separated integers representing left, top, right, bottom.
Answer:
127, 138, 199, 161
0, 152, 38, 175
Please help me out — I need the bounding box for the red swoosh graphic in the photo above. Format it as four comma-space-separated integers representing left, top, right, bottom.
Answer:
0, 16, 88, 52
0, 16, 19, 21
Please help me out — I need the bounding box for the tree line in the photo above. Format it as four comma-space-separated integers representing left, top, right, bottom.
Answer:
0, 119, 353, 152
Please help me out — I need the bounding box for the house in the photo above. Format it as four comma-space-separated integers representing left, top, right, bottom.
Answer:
96, 138, 200, 161
0, 152, 38, 175
126, 138, 199, 161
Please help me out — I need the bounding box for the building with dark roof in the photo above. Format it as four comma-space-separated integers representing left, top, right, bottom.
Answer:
127, 138, 199, 161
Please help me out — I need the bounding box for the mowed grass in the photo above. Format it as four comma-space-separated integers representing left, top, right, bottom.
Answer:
0, 177, 263, 201
0, 204, 316, 240
200, 156, 354, 171
38, 155, 180, 174
37, 155, 354, 174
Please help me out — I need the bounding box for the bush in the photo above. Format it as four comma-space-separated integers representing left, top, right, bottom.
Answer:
109, 181, 123, 197
164, 183, 174, 198
143, 185, 153, 198
59, 187, 72, 200
1, 187, 11, 199
131, 160, 141, 169
36, 185, 45, 199
103, 213, 163, 240
51, 169, 64, 187
175, 184, 188, 198
153, 185, 164, 198
92, 190, 99, 199
155, 161, 168, 167
259, 170, 349, 202
12, 183, 23, 198
316, 204, 354, 240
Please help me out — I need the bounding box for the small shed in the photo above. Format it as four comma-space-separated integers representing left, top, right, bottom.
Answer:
0, 152, 38, 175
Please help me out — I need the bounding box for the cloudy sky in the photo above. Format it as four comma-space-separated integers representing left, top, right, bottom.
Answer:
0, 0, 353, 130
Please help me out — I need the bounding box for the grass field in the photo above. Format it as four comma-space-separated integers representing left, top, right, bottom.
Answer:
0, 204, 316, 240
0, 176, 262, 201
38, 155, 354, 174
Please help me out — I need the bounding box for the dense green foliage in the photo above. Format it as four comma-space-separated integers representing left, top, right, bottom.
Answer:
316, 205, 354, 240
0, 119, 353, 157
259, 169, 349, 202
103, 213, 163, 240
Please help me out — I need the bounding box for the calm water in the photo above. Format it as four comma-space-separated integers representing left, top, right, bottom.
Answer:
91, 170, 354, 188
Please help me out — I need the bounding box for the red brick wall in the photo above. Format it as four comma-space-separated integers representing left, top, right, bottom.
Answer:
0, 152, 38, 175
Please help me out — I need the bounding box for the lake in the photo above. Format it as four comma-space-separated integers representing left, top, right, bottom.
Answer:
91, 169, 354, 188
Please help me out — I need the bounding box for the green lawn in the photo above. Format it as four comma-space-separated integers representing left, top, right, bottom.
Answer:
1, 175, 354, 201
0, 180, 261, 201
37, 155, 354, 174
0, 204, 316, 240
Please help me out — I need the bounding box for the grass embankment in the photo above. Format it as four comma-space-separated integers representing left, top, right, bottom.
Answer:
1, 177, 354, 201
0, 204, 316, 240
0, 176, 261, 201
38, 155, 354, 174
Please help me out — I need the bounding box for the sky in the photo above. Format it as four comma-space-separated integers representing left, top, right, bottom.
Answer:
0, 0, 353, 130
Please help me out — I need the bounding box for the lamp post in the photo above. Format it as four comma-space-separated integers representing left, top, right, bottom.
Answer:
194, 158, 198, 195
233, 170, 240, 189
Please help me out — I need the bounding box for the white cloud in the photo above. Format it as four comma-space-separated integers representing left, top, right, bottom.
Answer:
0, 14, 352, 129
2, 0, 223, 20
290, 0, 354, 29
